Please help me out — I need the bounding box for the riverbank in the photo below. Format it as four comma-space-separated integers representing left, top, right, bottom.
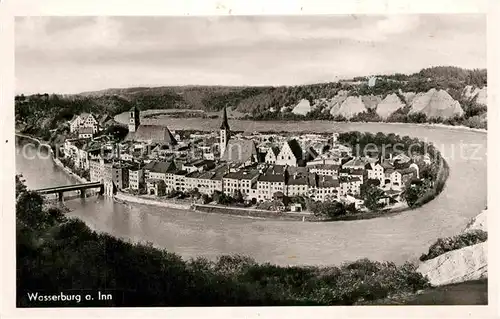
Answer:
15, 133, 89, 185
114, 192, 191, 210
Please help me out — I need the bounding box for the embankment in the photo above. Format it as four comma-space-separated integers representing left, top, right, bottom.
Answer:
114, 192, 191, 210
193, 204, 314, 221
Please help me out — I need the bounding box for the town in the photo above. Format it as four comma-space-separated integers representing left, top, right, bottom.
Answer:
60, 106, 424, 213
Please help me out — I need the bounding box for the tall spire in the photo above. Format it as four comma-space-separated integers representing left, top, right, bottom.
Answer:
220, 105, 230, 130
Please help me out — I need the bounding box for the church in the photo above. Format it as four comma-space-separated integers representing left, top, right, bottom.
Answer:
219, 106, 258, 165
125, 106, 178, 146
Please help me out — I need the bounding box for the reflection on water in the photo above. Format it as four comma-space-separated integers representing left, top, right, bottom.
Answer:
15, 123, 487, 266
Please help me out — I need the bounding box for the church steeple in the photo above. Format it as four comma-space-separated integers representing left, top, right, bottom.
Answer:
220, 105, 230, 130
219, 105, 230, 158
128, 106, 140, 132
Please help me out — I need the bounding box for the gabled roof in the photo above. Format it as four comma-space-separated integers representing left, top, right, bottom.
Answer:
343, 157, 367, 168
285, 139, 303, 160
144, 160, 176, 173
126, 124, 177, 146
269, 146, 280, 157
305, 146, 319, 160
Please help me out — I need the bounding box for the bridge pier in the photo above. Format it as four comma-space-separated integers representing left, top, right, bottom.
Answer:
80, 189, 86, 198
58, 191, 64, 203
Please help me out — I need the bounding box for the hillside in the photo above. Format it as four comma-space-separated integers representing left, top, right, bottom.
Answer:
15, 66, 488, 135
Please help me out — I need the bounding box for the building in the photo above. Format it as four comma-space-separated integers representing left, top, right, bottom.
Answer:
146, 179, 166, 196
219, 106, 230, 159
366, 162, 385, 184
63, 138, 90, 170
221, 139, 259, 165
126, 124, 177, 146
182, 159, 216, 173
78, 127, 94, 139
69, 113, 99, 134
264, 147, 280, 164
308, 163, 339, 177
222, 169, 260, 199
276, 139, 303, 167
342, 157, 368, 170
125, 106, 177, 146
257, 165, 286, 201
90, 158, 129, 192
310, 175, 340, 202
285, 170, 310, 197
128, 163, 145, 190
128, 106, 140, 133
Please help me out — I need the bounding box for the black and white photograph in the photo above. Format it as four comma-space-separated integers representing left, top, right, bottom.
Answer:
1, 0, 497, 317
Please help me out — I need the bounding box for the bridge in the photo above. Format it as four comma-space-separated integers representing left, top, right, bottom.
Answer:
34, 182, 104, 202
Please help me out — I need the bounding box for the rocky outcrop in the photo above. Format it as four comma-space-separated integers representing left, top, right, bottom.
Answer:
333, 96, 366, 119
361, 95, 382, 110
418, 210, 488, 287
417, 242, 487, 286
464, 85, 487, 107
400, 90, 416, 105
409, 88, 464, 119
292, 99, 315, 115
463, 209, 487, 233
327, 90, 349, 115
376, 93, 405, 119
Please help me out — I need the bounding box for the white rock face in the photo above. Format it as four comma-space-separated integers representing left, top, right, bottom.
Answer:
476, 87, 487, 106
463, 86, 487, 106
292, 99, 315, 115
409, 88, 464, 119
376, 93, 405, 119
361, 95, 382, 110
401, 91, 416, 104
463, 210, 487, 233
327, 90, 349, 114
334, 96, 367, 119
417, 242, 488, 287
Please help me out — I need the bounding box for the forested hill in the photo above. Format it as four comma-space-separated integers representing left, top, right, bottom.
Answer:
15, 66, 488, 138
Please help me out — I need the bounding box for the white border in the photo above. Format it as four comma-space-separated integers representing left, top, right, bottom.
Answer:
1, 0, 497, 318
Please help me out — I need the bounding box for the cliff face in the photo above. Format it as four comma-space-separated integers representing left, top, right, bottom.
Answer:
292, 99, 315, 115
376, 93, 405, 119
463, 210, 487, 233
409, 88, 464, 119
417, 242, 487, 287
417, 210, 488, 287
463, 85, 487, 106
334, 96, 366, 119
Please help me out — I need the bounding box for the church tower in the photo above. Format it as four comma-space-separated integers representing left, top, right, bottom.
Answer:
128, 106, 140, 132
219, 106, 230, 158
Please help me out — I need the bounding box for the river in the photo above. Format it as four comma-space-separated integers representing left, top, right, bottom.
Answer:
15, 120, 487, 266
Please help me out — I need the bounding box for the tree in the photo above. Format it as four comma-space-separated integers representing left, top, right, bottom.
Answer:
311, 200, 347, 219
233, 190, 244, 203
361, 183, 386, 211
201, 194, 212, 204
403, 181, 425, 207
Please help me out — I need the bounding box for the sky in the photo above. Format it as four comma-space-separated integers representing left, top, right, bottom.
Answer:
15, 15, 486, 94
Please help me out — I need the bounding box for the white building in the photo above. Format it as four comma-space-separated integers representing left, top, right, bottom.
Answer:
70, 113, 99, 134
276, 139, 303, 167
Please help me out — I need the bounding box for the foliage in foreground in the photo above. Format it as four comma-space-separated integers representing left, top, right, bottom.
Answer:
419, 230, 488, 262
16, 178, 429, 307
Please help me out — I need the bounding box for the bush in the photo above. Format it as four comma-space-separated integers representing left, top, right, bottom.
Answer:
419, 230, 488, 261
